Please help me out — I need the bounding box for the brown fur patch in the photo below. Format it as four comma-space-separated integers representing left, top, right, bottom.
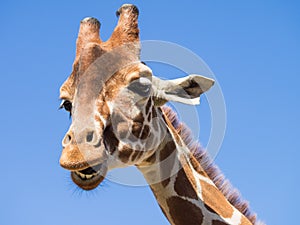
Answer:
159, 140, 176, 162
133, 112, 144, 123
167, 196, 204, 225
118, 145, 133, 163
212, 220, 229, 225
131, 150, 142, 161
200, 180, 234, 219
204, 203, 217, 214
132, 123, 142, 138
152, 106, 157, 118
161, 177, 171, 188
159, 140, 177, 187
174, 168, 198, 200
144, 151, 157, 164
147, 112, 152, 122
140, 125, 150, 139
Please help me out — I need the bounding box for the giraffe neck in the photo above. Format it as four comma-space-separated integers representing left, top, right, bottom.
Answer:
137, 108, 253, 225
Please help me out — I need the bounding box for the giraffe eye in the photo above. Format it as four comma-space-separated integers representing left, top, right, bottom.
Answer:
128, 78, 152, 97
60, 100, 72, 112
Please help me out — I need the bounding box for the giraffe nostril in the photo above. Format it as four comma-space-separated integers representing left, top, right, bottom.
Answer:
63, 133, 72, 146
86, 131, 94, 143
67, 134, 71, 141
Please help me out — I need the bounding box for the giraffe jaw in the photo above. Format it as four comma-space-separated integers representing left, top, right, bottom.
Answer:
71, 163, 107, 190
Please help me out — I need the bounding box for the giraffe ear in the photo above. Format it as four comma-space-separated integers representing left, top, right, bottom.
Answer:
152, 75, 215, 106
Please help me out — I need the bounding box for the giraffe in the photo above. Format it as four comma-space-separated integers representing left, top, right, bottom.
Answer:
59, 4, 263, 225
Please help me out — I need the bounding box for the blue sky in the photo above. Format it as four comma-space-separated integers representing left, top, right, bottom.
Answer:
0, 1, 299, 225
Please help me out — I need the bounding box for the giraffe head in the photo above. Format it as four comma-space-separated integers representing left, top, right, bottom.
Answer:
59, 4, 214, 190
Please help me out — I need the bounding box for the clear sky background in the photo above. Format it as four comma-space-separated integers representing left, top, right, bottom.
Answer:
0, 1, 299, 225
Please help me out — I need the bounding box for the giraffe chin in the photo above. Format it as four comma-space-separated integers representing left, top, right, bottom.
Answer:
70, 164, 107, 190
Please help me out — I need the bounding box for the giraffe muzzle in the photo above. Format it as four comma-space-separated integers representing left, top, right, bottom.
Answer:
61, 127, 106, 164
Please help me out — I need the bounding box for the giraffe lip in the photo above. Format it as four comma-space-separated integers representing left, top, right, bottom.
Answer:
71, 163, 107, 190
78, 164, 103, 175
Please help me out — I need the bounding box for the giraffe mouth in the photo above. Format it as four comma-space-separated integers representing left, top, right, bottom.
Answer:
71, 163, 107, 190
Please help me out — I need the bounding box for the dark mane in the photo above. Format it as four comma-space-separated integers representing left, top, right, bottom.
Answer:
161, 106, 263, 225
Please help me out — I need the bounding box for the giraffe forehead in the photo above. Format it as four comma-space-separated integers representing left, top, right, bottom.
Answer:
59, 40, 142, 100
76, 47, 139, 100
